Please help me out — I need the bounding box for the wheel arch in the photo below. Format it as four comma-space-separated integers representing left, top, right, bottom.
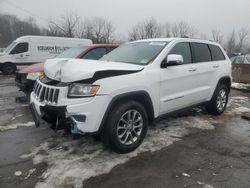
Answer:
98, 90, 155, 133
218, 76, 231, 93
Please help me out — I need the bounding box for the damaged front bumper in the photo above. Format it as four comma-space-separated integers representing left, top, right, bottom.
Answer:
30, 88, 109, 134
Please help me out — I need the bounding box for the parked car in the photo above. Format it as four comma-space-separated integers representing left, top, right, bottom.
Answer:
0, 35, 92, 74
30, 38, 231, 154
231, 54, 250, 83
15, 44, 118, 92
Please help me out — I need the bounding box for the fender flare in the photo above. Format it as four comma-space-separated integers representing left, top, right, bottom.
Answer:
98, 90, 155, 133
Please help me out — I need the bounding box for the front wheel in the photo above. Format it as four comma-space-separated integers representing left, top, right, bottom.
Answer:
206, 84, 229, 115
101, 101, 148, 154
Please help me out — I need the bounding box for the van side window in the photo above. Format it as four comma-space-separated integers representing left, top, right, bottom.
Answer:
168, 42, 192, 64
192, 43, 212, 63
209, 45, 225, 61
10, 42, 29, 54
83, 48, 107, 60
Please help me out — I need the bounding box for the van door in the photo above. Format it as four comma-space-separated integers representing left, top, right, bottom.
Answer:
159, 42, 199, 114
9, 42, 31, 65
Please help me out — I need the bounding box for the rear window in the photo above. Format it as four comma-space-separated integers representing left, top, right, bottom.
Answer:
56, 47, 87, 58
209, 45, 225, 61
192, 43, 212, 63
84, 48, 107, 60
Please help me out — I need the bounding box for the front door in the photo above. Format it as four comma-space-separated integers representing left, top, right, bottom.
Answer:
159, 42, 199, 114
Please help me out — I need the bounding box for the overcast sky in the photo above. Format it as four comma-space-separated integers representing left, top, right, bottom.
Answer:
1, 0, 250, 39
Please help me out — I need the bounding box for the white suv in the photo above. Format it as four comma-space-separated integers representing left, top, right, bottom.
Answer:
30, 38, 232, 153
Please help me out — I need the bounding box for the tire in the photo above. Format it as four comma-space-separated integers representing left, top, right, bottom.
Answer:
206, 84, 229, 115
101, 100, 148, 154
2, 63, 16, 75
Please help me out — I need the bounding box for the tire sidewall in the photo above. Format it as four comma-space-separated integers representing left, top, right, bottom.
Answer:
106, 101, 148, 153
214, 84, 229, 114
2, 63, 16, 75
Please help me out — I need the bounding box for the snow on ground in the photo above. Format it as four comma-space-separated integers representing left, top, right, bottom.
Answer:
0, 121, 35, 132
20, 96, 249, 188
231, 82, 250, 90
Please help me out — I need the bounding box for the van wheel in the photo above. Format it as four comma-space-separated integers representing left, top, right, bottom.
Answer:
2, 63, 16, 75
101, 101, 148, 154
206, 84, 229, 115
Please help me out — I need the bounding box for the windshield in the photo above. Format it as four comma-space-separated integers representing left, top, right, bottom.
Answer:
56, 47, 87, 58
4, 42, 17, 53
101, 42, 168, 65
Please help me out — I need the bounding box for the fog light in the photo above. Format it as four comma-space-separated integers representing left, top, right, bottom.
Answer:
72, 115, 86, 122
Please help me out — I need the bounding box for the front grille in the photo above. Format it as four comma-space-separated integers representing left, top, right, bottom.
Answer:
33, 81, 60, 104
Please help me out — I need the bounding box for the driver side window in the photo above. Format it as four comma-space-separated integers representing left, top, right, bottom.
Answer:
10, 42, 29, 54
168, 42, 192, 64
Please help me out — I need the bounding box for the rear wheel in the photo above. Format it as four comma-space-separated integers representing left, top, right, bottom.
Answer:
206, 84, 229, 115
101, 100, 148, 154
2, 63, 16, 75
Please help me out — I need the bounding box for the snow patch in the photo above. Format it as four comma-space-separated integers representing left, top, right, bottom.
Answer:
0, 121, 35, 131
21, 115, 215, 188
231, 82, 250, 90
25, 168, 36, 179
14, 171, 22, 177
182, 172, 191, 177
11, 114, 24, 121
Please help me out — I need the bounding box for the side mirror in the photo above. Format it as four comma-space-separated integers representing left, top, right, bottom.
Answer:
161, 54, 184, 68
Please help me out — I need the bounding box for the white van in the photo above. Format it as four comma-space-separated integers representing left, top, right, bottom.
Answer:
0, 36, 92, 74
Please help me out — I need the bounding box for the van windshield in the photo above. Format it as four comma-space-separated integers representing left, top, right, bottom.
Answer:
4, 42, 17, 53
100, 42, 168, 65
56, 47, 88, 58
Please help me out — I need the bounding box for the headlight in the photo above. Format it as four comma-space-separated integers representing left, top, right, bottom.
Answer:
27, 72, 45, 80
68, 84, 100, 97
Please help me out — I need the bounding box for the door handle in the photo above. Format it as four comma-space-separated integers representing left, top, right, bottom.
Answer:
213, 65, 219, 68
25, 54, 30, 56
189, 68, 197, 72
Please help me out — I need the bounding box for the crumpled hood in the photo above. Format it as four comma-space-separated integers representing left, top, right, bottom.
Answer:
44, 58, 144, 83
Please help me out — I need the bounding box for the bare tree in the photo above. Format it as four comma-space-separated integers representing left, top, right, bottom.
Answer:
128, 18, 163, 41
76, 19, 94, 39
163, 23, 172, 37
226, 30, 236, 55
93, 17, 115, 43
171, 21, 197, 37
171, 23, 179, 37
211, 29, 223, 44
236, 27, 249, 52
48, 12, 80, 37
0, 13, 42, 47
200, 33, 208, 40
79, 17, 115, 43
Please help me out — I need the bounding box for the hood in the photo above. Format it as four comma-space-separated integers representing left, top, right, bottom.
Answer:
19, 63, 45, 73
44, 58, 144, 83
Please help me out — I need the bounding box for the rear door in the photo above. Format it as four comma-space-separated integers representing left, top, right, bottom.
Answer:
189, 42, 216, 102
